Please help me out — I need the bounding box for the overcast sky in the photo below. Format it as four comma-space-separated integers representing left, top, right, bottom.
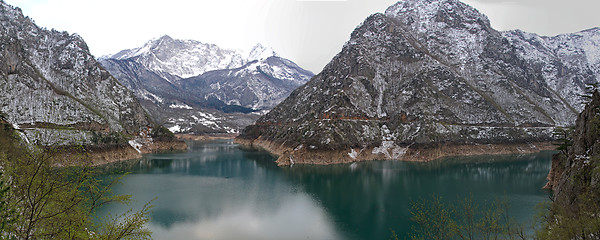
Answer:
5, 0, 600, 73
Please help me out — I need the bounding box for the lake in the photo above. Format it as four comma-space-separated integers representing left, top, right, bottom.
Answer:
97, 140, 554, 240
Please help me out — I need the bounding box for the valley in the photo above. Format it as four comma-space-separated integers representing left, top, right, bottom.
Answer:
1, 0, 600, 238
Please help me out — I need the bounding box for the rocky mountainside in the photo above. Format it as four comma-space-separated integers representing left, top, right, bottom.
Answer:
100, 36, 313, 134
0, 1, 153, 146
543, 90, 600, 238
236, 0, 600, 165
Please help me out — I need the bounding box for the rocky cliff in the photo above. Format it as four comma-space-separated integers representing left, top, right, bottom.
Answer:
542, 90, 600, 238
236, 0, 599, 165
546, 90, 600, 206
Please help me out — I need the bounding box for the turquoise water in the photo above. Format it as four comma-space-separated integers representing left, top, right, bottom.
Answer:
97, 140, 553, 240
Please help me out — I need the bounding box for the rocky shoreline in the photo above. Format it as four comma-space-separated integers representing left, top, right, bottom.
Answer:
59, 140, 188, 166
234, 138, 556, 166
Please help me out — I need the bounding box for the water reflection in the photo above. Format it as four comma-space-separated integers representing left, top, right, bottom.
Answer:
279, 151, 553, 238
98, 140, 343, 240
97, 140, 553, 240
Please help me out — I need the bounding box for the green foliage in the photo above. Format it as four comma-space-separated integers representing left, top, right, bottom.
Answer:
150, 125, 176, 142
93, 200, 153, 240
0, 169, 17, 240
406, 194, 534, 240
537, 154, 600, 239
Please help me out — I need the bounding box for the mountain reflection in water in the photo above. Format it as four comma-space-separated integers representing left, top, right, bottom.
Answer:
96, 140, 553, 240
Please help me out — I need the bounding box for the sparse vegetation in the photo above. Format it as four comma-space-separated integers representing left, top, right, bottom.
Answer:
401, 194, 535, 240
150, 125, 176, 142
91, 131, 128, 146
0, 116, 152, 239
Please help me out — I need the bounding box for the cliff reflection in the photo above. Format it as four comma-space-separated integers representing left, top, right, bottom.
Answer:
97, 140, 553, 240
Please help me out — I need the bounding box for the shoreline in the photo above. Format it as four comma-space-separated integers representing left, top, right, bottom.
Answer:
234, 138, 556, 166
175, 133, 238, 141
59, 140, 188, 166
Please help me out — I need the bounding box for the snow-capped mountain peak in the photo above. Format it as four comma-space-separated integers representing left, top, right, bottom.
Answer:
246, 43, 278, 62
104, 36, 284, 78
99, 35, 314, 134
105, 35, 245, 78
384, 0, 491, 27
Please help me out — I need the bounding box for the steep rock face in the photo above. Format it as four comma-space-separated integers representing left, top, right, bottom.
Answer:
542, 91, 600, 238
0, 1, 152, 145
100, 37, 313, 134
237, 0, 598, 164
503, 28, 600, 118
547, 90, 600, 207
99, 58, 183, 102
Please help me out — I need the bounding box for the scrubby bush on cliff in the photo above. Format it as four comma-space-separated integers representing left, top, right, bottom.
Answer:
552, 126, 574, 156
150, 125, 176, 142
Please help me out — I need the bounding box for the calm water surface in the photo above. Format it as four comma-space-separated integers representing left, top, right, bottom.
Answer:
97, 140, 553, 240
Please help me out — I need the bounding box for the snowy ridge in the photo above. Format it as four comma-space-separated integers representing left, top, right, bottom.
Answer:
106, 35, 279, 79
246, 43, 279, 62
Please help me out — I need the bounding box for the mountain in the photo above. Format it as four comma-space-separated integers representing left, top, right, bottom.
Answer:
236, 0, 600, 165
100, 36, 313, 134
105, 35, 245, 79
0, 1, 153, 146
183, 56, 313, 110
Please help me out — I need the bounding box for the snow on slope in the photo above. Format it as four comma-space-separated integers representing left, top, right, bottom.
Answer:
107, 35, 278, 79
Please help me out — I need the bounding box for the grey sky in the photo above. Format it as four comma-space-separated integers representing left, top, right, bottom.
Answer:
4, 0, 600, 73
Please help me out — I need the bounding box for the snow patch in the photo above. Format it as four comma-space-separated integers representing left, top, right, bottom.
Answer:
128, 139, 143, 153
169, 103, 193, 109
168, 125, 181, 133
372, 141, 409, 159
348, 148, 359, 159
